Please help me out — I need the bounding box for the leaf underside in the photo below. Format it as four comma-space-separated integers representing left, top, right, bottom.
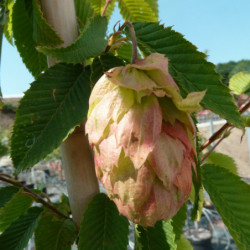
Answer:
3, 0, 14, 44
89, 0, 116, 20
229, 71, 250, 95
115, 41, 142, 63
115, 42, 134, 63
11, 64, 91, 173
12, 0, 47, 77
118, 0, 158, 22
32, 0, 63, 46
143, 0, 158, 18
75, 0, 94, 28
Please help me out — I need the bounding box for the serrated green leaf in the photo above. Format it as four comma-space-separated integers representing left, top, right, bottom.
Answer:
135, 220, 176, 250
12, 0, 47, 77
115, 42, 133, 62
115, 41, 142, 63
32, 0, 63, 46
118, 0, 158, 22
190, 185, 204, 221
0, 1, 5, 25
38, 16, 108, 64
0, 189, 33, 231
0, 207, 43, 250
11, 64, 91, 173
89, 0, 116, 20
202, 164, 250, 249
3, 0, 14, 44
229, 71, 250, 95
75, 0, 94, 28
91, 53, 125, 84
143, 0, 158, 18
190, 157, 203, 221
206, 151, 238, 175
176, 235, 193, 250
35, 215, 77, 250
172, 203, 187, 241
78, 193, 129, 250
133, 22, 243, 128
0, 186, 19, 208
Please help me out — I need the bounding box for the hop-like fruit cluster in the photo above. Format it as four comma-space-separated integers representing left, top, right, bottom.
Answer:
86, 53, 205, 227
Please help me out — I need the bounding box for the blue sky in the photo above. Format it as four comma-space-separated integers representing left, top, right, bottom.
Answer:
1, 0, 250, 96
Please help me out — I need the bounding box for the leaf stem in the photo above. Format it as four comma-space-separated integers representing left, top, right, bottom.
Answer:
0, 175, 68, 219
199, 97, 250, 152
0, 173, 51, 203
101, 0, 112, 17
120, 22, 138, 63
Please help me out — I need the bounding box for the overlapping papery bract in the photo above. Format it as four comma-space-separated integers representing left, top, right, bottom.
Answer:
86, 53, 205, 227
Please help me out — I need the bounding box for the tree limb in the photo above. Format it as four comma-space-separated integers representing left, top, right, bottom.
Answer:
0, 175, 68, 219
199, 97, 250, 152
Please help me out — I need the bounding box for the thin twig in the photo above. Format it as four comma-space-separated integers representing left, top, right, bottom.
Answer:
239, 96, 250, 113
199, 123, 231, 152
120, 22, 138, 63
0, 173, 51, 203
39, 191, 52, 203
201, 128, 232, 163
0, 173, 13, 179
101, 0, 112, 17
0, 176, 68, 219
199, 97, 250, 152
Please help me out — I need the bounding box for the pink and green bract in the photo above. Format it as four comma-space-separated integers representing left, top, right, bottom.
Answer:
86, 53, 205, 227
